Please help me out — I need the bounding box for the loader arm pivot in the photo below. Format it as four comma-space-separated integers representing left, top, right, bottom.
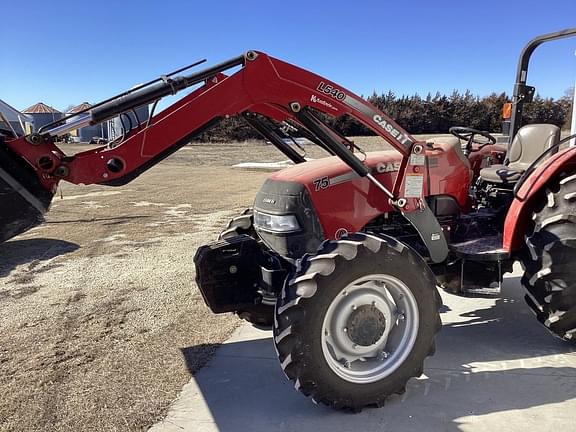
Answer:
2, 51, 447, 261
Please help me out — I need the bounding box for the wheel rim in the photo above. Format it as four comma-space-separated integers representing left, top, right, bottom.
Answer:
320, 274, 419, 384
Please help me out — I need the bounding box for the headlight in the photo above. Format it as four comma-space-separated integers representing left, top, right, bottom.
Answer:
254, 211, 301, 233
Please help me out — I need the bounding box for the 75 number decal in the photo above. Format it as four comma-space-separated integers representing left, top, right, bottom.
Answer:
313, 176, 329, 191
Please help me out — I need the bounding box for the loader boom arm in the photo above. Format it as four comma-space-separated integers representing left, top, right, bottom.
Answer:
5, 51, 416, 191
2, 51, 447, 260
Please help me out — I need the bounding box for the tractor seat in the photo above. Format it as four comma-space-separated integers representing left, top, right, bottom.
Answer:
479, 165, 522, 183
479, 124, 560, 184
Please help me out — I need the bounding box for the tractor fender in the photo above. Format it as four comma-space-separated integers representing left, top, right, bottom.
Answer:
503, 146, 576, 252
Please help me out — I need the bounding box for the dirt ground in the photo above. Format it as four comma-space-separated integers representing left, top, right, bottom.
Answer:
0, 135, 446, 431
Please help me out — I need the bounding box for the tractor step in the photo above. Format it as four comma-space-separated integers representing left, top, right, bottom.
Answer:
445, 236, 509, 297
449, 235, 509, 262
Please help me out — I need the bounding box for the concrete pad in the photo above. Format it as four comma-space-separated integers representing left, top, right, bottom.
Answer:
150, 270, 576, 432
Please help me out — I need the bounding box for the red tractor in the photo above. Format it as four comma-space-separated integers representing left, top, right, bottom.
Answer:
1, 29, 575, 411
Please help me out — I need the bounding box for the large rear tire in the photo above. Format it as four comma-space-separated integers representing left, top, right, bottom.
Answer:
521, 172, 576, 341
218, 208, 274, 329
273, 233, 441, 411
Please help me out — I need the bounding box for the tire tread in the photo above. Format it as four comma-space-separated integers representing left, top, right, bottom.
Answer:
521, 172, 576, 341
274, 233, 441, 411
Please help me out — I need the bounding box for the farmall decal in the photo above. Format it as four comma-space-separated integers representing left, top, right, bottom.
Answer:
372, 114, 412, 147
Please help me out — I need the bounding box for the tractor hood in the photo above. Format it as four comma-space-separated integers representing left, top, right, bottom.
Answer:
268, 150, 401, 185
254, 151, 403, 249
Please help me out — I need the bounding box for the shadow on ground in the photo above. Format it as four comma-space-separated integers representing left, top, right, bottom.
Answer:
0, 238, 79, 277
174, 276, 576, 432
46, 215, 150, 226
181, 343, 221, 375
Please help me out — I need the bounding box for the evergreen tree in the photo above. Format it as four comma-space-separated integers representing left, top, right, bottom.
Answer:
194, 89, 571, 141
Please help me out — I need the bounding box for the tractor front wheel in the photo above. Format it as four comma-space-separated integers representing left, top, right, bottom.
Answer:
273, 233, 441, 410
521, 172, 576, 341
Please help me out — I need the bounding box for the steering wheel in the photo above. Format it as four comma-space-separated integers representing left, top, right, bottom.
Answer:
449, 126, 496, 154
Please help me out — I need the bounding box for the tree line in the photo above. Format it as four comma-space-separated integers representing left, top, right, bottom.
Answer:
196, 90, 573, 141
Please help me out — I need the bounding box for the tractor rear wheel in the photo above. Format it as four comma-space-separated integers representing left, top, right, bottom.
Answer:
273, 233, 441, 411
218, 208, 274, 329
521, 172, 576, 341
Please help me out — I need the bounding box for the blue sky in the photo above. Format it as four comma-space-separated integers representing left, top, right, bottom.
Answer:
1, 0, 575, 112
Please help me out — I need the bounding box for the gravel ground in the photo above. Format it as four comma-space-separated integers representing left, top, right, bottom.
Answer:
0, 135, 448, 431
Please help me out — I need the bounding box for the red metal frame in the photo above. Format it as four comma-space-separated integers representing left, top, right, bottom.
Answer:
9, 50, 567, 257
4, 52, 423, 208
271, 139, 472, 239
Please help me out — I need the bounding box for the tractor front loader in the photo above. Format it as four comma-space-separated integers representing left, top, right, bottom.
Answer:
1, 28, 576, 411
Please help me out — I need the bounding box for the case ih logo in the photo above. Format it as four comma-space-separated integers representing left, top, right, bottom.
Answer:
373, 114, 412, 146
376, 161, 401, 173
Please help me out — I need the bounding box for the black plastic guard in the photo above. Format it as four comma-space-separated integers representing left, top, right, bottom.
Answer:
402, 206, 449, 263
0, 138, 54, 242
193, 235, 264, 313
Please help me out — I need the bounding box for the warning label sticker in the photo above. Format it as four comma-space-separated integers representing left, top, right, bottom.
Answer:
404, 174, 424, 198
409, 154, 425, 166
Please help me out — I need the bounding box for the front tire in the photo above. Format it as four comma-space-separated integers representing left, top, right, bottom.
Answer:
521, 172, 576, 341
273, 233, 441, 410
